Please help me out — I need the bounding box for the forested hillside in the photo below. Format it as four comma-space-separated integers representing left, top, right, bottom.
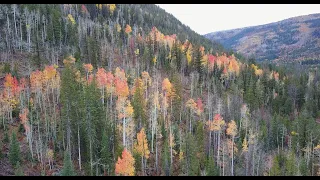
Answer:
205, 13, 320, 63
1, 4, 320, 176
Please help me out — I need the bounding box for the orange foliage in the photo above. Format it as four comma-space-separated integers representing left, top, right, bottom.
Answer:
208, 54, 216, 71
162, 78, 172, 97
83, 63, 93, 73
114, 67, 129, 98
106, 71, 115, 94
63, 56, 76, 66
186, 98, 197, 111
30, 70, 43, 92
206, 114, 225, 131
43, 65, 57, 81
96, 68, 108, 88
4, 73, 20, 96
115, 149, 135, 176
125, 24, 132, 34
196, 98, 204, 115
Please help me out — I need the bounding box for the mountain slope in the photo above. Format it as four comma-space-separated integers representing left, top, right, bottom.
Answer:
0, 4, 224, 66
204, 13, 320, 63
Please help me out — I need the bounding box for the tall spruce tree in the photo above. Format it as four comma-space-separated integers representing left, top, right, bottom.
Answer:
9, 132, 21, 167
61, 150, 76, 176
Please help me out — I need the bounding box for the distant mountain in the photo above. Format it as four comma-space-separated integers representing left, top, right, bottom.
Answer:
204, 13, 320, 63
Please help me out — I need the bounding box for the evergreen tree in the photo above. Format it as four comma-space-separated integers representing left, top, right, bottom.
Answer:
9, 132, 21, 167
101, 129, 112, 175
14, 162, 24, 176
285, 152, 297, 176
186, 133, 200, 176
132, 78, 147, 128
270, 155, 281, 176
61, 150, 77, 176
206, 154, 219, 176
4, 131, 9, 143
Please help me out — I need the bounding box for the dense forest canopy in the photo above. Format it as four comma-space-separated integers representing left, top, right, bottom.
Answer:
0, 4, 320, 176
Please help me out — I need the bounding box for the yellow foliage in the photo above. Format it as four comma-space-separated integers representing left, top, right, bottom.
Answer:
134, 128, 150, 159
179, 151, 184, 161
226, 120, 237, 137
63, 56, 76, 66
83, 63, 93, 73
125, 101, 134, 117
169, 132, 175, 148
134, 49, 140, 55
186, 98, 197, 113
207, 114, 225, 132
152, 56, 157, 64
242, 138, 248, 152
108, 4, 116, 14
314, 144, 320, 150
67, 14, 76, 25
117, 24, 121, 33
47, 149, 54, 160
186, 49, 192, 65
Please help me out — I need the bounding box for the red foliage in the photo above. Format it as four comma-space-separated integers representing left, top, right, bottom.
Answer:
196, 98, 204, 113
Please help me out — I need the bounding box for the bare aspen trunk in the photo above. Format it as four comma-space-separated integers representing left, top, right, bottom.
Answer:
78, 123, 82, 170
231, 136, 234, 176
123, 116, 126, 147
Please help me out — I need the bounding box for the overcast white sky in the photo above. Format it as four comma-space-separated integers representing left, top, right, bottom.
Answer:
156, 4, 320, 35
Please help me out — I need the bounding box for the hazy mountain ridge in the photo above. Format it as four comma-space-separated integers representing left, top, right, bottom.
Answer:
205, 13, 320, 63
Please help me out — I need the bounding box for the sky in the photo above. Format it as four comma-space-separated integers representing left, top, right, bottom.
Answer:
156, 4, 320, 35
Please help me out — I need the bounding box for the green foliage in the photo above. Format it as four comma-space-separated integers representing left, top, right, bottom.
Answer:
285, 152, 297, 176
132, 79, 147, 128
61, 150, 77, 176
101, 129, 112, 174
3, 62, 11, 74
185, 133, 200, 176
205, 155, 219, 176
162, 137, 170, 176
195, 121, 205, 169
3, 131, 9, 143
9, 132, 21, 167
299, 158, 310, 176
270, 155, 281, 176
14, 162, 24, 176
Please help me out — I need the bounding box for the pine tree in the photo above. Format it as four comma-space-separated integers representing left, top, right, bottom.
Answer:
101, 129, 112, 175
61, 150, 77, 176
285, 152, 297, 176
14, 162, 24, 176
195, 121, 205, 169
9, 132, 21, 167
132, 78, 147, 128
270, 155, 281, 176
186, 133, 200, 176
206, 154, 219, 176
4, 131, 9, 143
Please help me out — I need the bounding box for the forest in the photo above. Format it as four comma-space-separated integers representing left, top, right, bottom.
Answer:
1, 4, 320, 176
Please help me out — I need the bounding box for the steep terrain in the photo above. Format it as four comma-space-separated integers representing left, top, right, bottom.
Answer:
205, 13, 320, 63
1, 4, 320, 177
